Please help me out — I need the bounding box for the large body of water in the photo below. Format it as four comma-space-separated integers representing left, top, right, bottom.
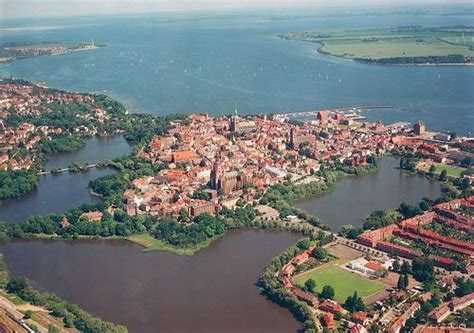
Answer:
0, 230, 303, 333
1, 8, 473, 134
295, 157, 442, 230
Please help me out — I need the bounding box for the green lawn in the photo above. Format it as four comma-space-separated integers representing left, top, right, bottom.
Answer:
433, 165, 465, 178
293, 266, 385, 302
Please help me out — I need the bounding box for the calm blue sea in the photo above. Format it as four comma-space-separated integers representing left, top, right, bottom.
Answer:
1, 7, 473, 134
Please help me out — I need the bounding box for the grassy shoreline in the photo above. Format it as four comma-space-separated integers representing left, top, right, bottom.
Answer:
122, 233, 223, 256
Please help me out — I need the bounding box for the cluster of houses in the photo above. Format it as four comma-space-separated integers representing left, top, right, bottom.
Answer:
124, 111, 415, 219
393, 121, 473, 171
276, 244, 428, 333
357, 197, 474, 270
429, 292, 474, 324
277, 241, 474, 332
122, 110, 473, 221
0, 81, 111, 171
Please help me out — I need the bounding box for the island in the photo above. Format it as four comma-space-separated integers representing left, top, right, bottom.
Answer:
279, 26, 474, 65
0, 41, 105, 64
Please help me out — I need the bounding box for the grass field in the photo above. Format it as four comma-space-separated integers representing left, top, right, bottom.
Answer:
433, 165, 465, 178
280, 26, 474, 62
293, 266, 385, 302
418, 164, 465, 178
125, 233, 222, 256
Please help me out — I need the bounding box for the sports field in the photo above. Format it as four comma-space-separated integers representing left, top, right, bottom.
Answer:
293, 266, 385, 302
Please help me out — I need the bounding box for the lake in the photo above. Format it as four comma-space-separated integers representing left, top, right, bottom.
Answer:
0, 167, 115, 223
43, 135, 133, 170
1, 8, 473, 134
295, 157, 442, 230
0, 135, 133, 223
0, 230, 303, 333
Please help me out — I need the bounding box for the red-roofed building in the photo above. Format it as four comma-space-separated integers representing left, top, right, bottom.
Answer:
322, 312, 336, 330
350, 324, 368, 333
364, 261, 384, 274
320, 300, 347, 315
172, 150, 198, 163
357, 224, 399, 247
292, 288, 319, 307
293, 252, 310, 266
80, 211, 103, 223
376, 241, 421, 260
282, 264, 295, 277
351, 312, 369, 326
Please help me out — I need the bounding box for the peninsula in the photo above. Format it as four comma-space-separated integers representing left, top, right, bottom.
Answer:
280, 26, 474, 65
0, 41, 104, 64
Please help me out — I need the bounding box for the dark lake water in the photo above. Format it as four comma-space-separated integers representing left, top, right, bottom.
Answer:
0, 136, 132, 223
0, 230, 303, 333
1, 8, 473, 134
43, 135, 133, 170
295, 157, 442, 230
0, 167, 115, 223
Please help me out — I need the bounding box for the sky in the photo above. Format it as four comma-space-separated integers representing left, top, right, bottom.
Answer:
1, 0, 472, 19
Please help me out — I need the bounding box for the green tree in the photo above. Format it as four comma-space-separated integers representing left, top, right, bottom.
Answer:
320, 285, 335, 300
296, 239, 311, 250
305, 279, 317, 294
412, 257, 435, 285
6, 275, 28, 294
311, 247, 328, 260
23, 310, 33, 319
47, 325, 60, 333
439, 169, 448, 182
392, 259, 400, 272
403, 273, 409, 289
400, 261, 411, 274
455, 279, 474, 297
344, 291, 365, 312
397, 273, 408, 290
428, 165, 436, 178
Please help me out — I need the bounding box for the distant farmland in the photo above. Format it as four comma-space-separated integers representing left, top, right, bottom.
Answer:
280, 26, 474, 65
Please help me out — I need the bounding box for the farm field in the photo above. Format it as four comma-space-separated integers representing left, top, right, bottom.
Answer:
280, 26, 474, 63
293, 266, 386, 302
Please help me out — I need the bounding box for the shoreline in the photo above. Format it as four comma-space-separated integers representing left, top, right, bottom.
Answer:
282, 36, 474, 67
